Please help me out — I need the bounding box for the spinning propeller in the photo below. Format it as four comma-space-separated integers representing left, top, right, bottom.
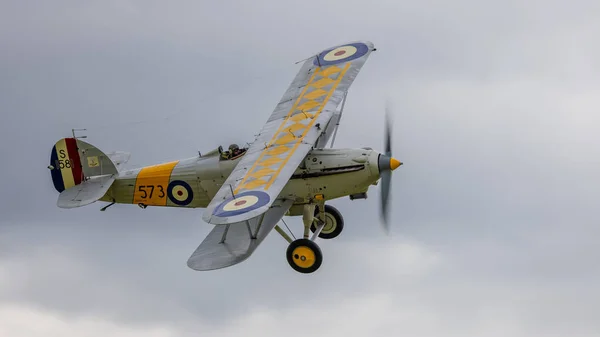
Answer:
377, 102, 402, 234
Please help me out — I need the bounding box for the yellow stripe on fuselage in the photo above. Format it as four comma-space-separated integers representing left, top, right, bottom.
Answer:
133, 161, 179, 206
55, 139, 76, 189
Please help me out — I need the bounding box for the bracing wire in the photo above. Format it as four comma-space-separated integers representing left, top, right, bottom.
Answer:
281, 218, 296, 240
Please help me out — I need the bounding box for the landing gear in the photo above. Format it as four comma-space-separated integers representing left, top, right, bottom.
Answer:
275, 203, 331, 274
286, 238, 323, 273
310, 204, 344, 239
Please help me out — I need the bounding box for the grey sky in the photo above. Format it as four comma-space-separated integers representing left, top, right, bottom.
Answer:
1, 1, 599, 336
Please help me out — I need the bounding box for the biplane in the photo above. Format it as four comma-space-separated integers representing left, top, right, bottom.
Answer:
48, 41, 402, 274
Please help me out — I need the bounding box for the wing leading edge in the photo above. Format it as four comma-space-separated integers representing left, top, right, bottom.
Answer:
202, 41, 376, 225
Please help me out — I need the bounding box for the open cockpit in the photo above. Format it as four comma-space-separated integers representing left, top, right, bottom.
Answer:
218, 144, 247, 161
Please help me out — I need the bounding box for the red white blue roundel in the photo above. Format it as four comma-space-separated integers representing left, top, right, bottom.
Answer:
167, 180, 193, 206
213, 191, 271, 217
314, 42, 369, 66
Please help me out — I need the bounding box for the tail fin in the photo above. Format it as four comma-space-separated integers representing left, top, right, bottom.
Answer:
49, 138, 119, 193
76, 139, 119, 178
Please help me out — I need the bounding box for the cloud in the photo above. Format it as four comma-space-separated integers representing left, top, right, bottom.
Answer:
2, 270, 599, 337
1, 0, 600, 336
0, 225, 440, 321
0, 304, 176, 337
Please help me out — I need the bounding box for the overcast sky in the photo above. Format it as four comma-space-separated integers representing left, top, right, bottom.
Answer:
1, 1, 599, 336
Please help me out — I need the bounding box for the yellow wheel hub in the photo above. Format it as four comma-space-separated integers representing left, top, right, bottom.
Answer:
291, 246, 316, 269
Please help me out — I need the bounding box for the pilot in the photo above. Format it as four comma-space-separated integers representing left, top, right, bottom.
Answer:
220, 147, 231, 160
229, 144, 242, 157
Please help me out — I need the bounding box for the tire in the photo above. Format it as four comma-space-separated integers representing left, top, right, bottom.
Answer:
310, 204, 344, 239
286, 238, 323, 274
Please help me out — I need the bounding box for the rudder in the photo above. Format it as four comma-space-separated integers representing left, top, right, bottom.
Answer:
49, 138, 118, 193
50, 138, 84, 192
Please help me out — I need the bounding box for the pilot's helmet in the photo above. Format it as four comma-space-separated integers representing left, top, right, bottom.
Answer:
229, 144, 239, 151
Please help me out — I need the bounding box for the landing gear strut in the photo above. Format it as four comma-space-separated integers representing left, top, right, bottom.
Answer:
310, 204, 344, 239
277, 203, 330, 274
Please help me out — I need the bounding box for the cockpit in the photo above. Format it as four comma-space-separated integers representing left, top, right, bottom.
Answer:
219, 143, 248, 161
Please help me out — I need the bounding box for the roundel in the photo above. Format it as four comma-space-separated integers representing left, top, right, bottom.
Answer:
167, 180, 194, 206
314, 42, 369, 66
213, 191, 271, 217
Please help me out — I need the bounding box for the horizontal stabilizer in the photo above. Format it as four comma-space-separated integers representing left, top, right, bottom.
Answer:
57, 174, 116, 208
187, 198, 294, 271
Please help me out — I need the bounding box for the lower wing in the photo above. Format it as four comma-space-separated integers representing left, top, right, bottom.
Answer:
187, 198, 294, 271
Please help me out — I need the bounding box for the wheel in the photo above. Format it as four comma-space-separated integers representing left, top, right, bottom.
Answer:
310, 204, 344, 239
286, 239, 323, 274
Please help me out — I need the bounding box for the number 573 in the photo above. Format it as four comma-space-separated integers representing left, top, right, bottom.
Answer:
138, 185, 165, 198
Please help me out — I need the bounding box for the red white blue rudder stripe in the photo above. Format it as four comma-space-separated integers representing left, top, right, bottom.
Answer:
50, 138, 84, 192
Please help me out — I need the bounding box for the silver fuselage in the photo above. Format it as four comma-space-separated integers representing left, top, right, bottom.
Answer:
100, 147, 382, 213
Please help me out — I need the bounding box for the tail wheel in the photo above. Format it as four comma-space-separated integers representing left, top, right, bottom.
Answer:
286, 239, 323, 274
310, 204, 344, 239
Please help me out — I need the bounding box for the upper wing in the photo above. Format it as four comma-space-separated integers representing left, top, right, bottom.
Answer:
202, 41, 376, 225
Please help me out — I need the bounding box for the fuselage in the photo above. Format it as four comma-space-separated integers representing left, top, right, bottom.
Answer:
99, 147, 383, 213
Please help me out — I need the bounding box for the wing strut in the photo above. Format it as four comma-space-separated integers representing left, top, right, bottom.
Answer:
330, 91, 347, 148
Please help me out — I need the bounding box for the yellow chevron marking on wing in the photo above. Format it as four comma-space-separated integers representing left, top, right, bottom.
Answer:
297, 100, 320, 111
263, 62, 351, 190
243, 178, 269, 189
274, 133, 297, 145
290, 112, 314, 122
266, 145, 291, 156
318, 66, 341, 78
287, 123, 307, 133
260, 156, 284, 167
250, 168, 276, 177
233, 69, 320, 194
234, 62, 351, 194
311, 77, 334, 89
303, 88, 327, 100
